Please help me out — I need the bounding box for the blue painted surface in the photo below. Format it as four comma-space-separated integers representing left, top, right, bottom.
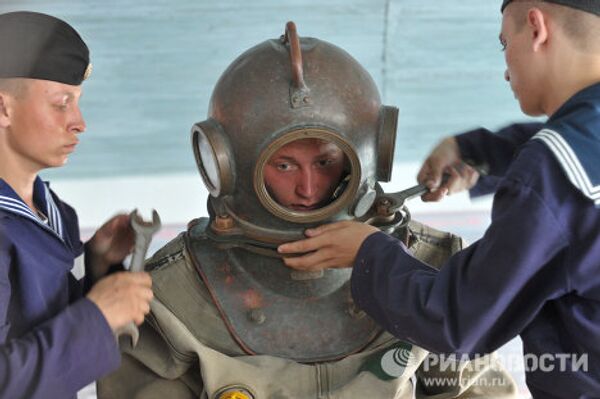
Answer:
0, 0, 533, 179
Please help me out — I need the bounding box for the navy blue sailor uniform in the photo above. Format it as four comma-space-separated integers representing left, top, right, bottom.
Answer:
351, 82, 600, 398
0, 177, 119, 399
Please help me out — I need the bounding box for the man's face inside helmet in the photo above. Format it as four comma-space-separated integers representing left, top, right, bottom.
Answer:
264, 138, 347, 212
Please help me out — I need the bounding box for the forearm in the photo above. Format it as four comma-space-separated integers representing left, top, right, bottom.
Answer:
455, 123, 543, 196
0, 299, 120, 398
351, 178, 567, 355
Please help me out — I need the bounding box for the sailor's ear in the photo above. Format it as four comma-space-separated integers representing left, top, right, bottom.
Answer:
0, 92, 11, 129
527, 7, 549, 52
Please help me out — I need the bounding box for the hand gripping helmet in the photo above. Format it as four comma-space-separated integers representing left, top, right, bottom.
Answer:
192, 22, 398, 246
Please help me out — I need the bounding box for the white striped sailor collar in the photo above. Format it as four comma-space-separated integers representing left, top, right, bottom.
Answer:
533, 81, 600, 207
0, 176, 65, 241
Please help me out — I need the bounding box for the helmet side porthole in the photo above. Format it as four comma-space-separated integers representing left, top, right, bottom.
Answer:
191, 120, 235, 197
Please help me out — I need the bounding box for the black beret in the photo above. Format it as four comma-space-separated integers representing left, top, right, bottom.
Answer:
502, 0, 600, 16
0, 11, 91, 85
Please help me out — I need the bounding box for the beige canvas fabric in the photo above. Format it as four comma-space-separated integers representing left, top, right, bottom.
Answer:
98, 221, 517, 399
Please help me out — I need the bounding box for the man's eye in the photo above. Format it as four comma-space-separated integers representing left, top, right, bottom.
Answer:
317, 159, 335, 167
54, 103, 68, 111
276, 163, 291, 171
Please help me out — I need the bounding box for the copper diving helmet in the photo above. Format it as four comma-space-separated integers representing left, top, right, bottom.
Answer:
191, 22, 398, 245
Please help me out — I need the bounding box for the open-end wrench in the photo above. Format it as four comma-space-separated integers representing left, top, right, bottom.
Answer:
129, 209, 161, 272
375, 175, 450, 216
375, 161, 489, 216
115, 209, 161, 347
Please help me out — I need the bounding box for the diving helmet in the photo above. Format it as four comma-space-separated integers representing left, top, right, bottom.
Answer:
186, 22, 401, 361
192, 22, 398, 245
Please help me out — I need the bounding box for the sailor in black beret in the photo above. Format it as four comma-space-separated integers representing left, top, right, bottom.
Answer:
0, 12, 152, 399
501, 0, 600, 15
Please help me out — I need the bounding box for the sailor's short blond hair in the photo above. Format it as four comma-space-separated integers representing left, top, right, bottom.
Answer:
0, 78, 28, 99
506, 0, 600, 51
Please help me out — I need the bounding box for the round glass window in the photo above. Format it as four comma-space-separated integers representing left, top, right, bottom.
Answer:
254, 128, 360, 223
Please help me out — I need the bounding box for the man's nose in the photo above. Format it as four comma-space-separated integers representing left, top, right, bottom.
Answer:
296, 170, 317, 199
70, 105, 86, 134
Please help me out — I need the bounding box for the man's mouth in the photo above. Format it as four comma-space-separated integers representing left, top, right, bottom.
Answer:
63, 141, 78, 153
289, 204, 319, 211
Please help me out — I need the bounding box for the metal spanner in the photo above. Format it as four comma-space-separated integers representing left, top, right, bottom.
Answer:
375, 161, 489, 215
375, 175, 450, 215
115, 209, 161, 347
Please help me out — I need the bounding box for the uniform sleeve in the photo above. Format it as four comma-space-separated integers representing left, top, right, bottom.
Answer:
351, 173, 569, 356
0, 227, 121, 398
0, 222, 12, 343
455, 122, 543, 196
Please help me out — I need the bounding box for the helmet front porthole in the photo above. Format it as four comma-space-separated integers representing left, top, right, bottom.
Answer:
254, 128, 361, 223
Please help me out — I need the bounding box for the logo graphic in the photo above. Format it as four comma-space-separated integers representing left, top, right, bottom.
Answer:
214, 385, 255, 399
381, 347, 414, 377
361, 341, 414, 381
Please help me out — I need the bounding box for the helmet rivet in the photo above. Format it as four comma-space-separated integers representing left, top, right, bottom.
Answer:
248, 309, 266, 325
348, 302, 366, 319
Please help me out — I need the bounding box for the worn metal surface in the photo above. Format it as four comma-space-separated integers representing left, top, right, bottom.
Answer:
186, 218, 382, 362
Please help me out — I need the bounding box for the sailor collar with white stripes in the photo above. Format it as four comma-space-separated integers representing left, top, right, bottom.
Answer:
533, 81, 600, 207
0, 177, 66, 241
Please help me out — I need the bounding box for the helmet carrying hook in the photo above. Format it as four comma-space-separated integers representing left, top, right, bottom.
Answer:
281, 21, 312, 108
